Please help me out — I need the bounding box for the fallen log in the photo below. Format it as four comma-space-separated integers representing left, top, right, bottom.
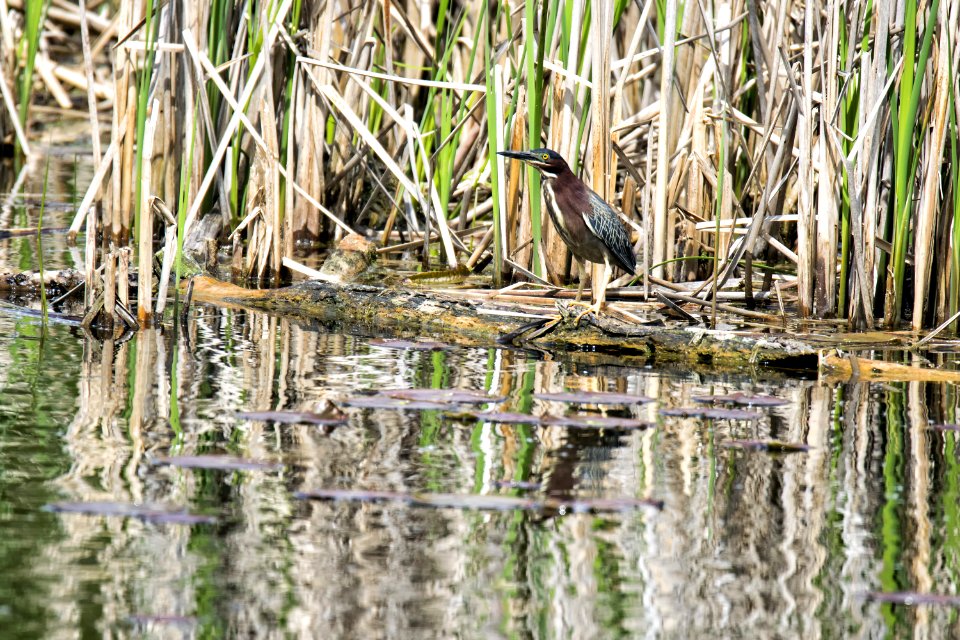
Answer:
819, 353, 960, 383
185, 276, 820, 370
0, 268, 85, 293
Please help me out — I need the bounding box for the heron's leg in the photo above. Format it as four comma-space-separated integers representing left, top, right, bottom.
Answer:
566, 259, 593, 311
598, 256, 612, 307
574, 257, 611, 325
575, 259, 587, 302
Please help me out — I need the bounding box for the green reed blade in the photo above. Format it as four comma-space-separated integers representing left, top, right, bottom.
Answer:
133, 0, 159, 240
16, 0, 47, 157
891, 0, 940, 323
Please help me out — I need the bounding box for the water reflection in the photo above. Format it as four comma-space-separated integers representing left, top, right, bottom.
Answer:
1, 303, 959, 638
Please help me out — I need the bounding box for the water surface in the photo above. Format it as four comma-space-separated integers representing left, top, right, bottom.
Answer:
2, 153, 960, 639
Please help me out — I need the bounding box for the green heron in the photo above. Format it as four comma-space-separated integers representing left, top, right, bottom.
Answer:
499, 148, 636, 319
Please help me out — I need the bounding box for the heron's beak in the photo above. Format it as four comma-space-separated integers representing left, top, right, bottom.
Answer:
497, 150, 539, 164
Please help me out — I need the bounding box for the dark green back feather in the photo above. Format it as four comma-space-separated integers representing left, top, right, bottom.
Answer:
583, 191, 636, 275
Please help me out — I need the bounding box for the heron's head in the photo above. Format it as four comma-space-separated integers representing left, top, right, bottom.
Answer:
497, 148, 569, 178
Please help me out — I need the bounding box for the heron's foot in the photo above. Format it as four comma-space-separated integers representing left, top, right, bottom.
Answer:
557, 300, 603, 326
497, 314, 564, 343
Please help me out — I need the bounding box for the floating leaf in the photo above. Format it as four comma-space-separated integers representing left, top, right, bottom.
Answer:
236, 410, 348, 426
45, 501, 216, 525
493, 480, 542, 490
659, 407, 705, 418
295, 489, 663, 513
535, 391, 653, 405
343, 396, 449, 410
693, 392, 787, 407
152, 456, 282, 472
929, 424, 960, 431
863, 592, 960, 607
467, 411, 554, 424
721, 439, 812, 452
558, 497, 666, 513
546, 415, 652, 430
414, 493, 541, 511
368, 338, 453, 351
382, 388, 506, 405
127, 615, 197, 627
659, 407, 763, 421
295, 489, 414, 503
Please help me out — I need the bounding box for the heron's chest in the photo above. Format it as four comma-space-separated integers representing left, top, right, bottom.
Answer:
542, 180, 575, 243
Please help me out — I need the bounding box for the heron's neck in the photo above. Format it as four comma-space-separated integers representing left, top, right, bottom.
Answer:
541, 163, 574, 183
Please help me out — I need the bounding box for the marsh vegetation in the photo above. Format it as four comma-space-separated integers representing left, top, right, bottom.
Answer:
1, 0, 958, 333
4, 2, 960, 636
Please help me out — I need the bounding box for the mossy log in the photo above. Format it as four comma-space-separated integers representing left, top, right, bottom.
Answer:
0, 268, 84, 293
187, 276, 819, 370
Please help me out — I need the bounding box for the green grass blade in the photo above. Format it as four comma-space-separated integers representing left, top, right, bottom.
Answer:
133, 0, 159, 240
891, 0, 940, 322
16, 0, 47, 156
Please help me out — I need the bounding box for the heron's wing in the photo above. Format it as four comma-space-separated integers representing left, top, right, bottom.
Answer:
581, 191, 637, 275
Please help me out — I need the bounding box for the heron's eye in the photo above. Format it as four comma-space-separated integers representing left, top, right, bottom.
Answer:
541, 153, 548, 161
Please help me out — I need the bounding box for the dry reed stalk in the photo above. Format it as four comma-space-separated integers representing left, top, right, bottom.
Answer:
83, 201, 97, 308
543, 73, 570, 284
860, 0, 892, 321
0, 65, 30, 156
317, 82, 434, 230
588, 0, 613, 300
642, 122, 653, 296
0, 0, 13, 59
610, 0, 650, 186
154, 199, 177, 314
683, 79, 707, 281
113, 0, 137, 242
911, 20, 950, 330
77, 0, 101, 161
652, 0, 678, 279
182, 0, 294, 238
136, 98, 159, 325
835, 130, 874, 330
813, 3, 839, 317
259, 75, 282, 279
796, 0, 815, 316
44, 58, 113, 99
116, 246, 130, 310
283, 65, 298, 257
71, 10, 105, 310
180, 34, 352, 240
34, 53, 73, 109
68, 137, 118, 238
294, 48, 324, 241
493, 64, 509, 280
410, 108, 458, 268
721, 103, 798, 290
103, 248, 116, 325
507, 86, 528, 266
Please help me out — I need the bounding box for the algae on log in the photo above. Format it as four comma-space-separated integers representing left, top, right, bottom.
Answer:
187, 276, 819, 369
1, 268, 85, 293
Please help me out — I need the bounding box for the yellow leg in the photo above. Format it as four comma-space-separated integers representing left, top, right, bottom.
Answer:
573, 257, 611, 325
566, 259, 594, 315
575, 259, 587, 302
